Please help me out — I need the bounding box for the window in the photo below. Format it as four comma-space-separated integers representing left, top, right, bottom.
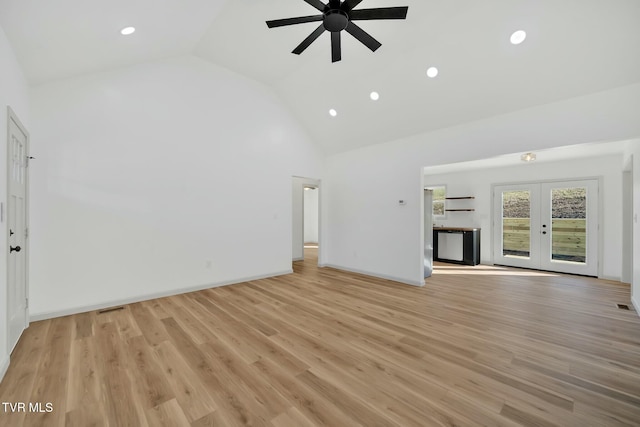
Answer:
428, 186, 446, 218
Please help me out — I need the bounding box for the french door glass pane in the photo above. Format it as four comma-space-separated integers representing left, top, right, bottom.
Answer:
503, 190, 531, 258
551, 187, 587, 263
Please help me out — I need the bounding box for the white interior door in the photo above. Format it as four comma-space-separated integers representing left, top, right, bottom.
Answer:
494, 180, 599, 276
7, 108, 29, 354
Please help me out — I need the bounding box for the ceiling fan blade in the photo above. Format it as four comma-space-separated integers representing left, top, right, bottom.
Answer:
345, 22, 381, 52
266, 15, 323, 28
342, 0, 364, 11
304, 0, 327, 12
331, 31, 342, 62
349, 7, 409, 20
292, 24, 326, 55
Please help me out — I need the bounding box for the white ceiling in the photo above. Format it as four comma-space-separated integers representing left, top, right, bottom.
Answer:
0, 0, 230, 84
1, 0, 640, 154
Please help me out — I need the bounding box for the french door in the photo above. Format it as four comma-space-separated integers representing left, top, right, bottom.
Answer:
493, 179, 599, 276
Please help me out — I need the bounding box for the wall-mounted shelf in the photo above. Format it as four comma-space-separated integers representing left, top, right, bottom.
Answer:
445, 196, 475, 212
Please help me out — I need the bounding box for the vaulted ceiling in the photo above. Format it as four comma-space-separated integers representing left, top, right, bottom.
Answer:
1, 0, 639, 154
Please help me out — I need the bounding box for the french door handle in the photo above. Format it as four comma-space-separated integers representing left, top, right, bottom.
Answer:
10, 245, 21, 253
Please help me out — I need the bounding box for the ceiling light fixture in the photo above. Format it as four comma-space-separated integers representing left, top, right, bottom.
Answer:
329, 109, 338, 117
426, 67, 439, 78
120, 26, 136, 36
510, 30, 527, 45
521, 152, 536, 162
370, 91, 380, 101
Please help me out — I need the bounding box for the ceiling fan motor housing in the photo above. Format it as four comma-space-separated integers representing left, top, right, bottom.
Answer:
324, 9, 349, 32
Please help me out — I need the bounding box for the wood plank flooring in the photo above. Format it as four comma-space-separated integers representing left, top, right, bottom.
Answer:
1, 248, 640, 426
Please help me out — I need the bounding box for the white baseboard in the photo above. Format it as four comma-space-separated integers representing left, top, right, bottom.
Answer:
292, 257, 304, 262
30, 269, 294, 322
322, 264, 425, 287
0, 355, 9, 384
632, 295, 640, 318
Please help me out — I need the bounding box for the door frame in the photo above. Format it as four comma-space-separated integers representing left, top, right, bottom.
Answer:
491, 177, 603, 277
6, 106, 30, 354
622, 158, 633, 284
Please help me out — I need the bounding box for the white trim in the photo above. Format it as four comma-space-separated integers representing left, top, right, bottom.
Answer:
0, 355, 9, 383
29, 269, 293, 322
292, 257, 304, 262
322, 264, 425, 287
632, 295, 640, 319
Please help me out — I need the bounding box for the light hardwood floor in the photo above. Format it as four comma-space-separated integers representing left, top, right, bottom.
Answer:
1, 248, 640, 426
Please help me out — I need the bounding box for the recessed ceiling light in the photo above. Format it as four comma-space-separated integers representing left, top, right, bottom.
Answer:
510, 30, 527, 45
426, 67, 439, 78
329, 109, 337, 117
370, 91, 380, 101
120, 27, 136, 36
521, 152, 536, 162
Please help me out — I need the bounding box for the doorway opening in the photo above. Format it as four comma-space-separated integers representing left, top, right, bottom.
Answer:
292, 176, 320, 266
303, 186, 319, 249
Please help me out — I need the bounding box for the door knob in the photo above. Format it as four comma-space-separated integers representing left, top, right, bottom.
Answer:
542, 231, 547, 235
10, 245, 21, 253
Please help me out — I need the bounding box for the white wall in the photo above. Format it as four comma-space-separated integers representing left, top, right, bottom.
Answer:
624, 141, 640, 312
325, 83, 640, 286
304, 188, 319, 244
0, 24, 30, 381
425, 155, 624, 280
29, 55, 323, 319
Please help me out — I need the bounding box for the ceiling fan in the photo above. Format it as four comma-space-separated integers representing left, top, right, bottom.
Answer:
266, 0, 408, 63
